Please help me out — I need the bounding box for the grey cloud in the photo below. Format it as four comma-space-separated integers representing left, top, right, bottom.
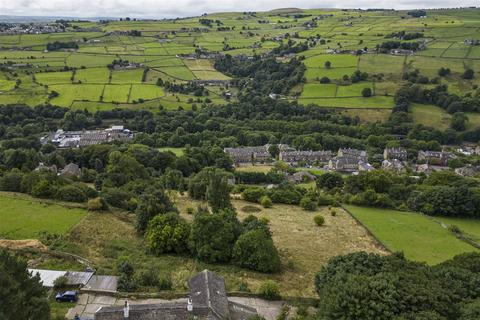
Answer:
0, 0, 477, 18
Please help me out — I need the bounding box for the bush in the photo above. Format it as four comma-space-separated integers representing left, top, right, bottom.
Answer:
319, 77, 331, 84
362, 87, 372, 97
242, 187, 266, 203
157, 274, 173, 290
186, 207, 194, 215
258, 280, 281, 300
462, 68, 474, 80
330, 209, 337, 217
300, 196, 317, 211
318, 193, 334, 206
87, 197, 108, 211
238, 282, 251, 292
241, 205, 262, 213
56, 185, 87, 203
260, 195, 273, 208
233, 229, 280, 273
53, 275, 68, 289
314, 215, 325, 226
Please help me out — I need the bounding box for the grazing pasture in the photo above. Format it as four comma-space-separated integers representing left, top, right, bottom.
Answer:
0, 193, 87, 240
345, 205, 478, 265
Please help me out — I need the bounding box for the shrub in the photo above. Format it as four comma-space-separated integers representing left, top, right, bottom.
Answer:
318, 193, 334, 206
157, 274, 173, 290
56, 185, 87, 203
258, 280, 281, 300
186, 207, 194, 215
242, 187, 266, 203
319, 76, 331, 84
53, 275, 68, 289
330, 209, 337, 217
238, 282, 251, 292
136, 268, 159, 287
300, 196, 317, 211
87, 197, 108, 211
462, 68, 474, 80
241, 205, 262, 213
233, 229, 281, 273
314, 215, 325, 226
448, 224, 461, 234
260, 195, 273, 208
362, 87, 372, 97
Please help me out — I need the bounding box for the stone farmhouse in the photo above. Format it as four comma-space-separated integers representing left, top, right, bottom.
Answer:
417, 150, 456, 166
224, 146, 271, 166
279, 150, 333, 166
94, 270, 258, 320
328, 148, 370, 173
382, 159, 406, 173
383, 147, 408, 161
337, 148, 368, 162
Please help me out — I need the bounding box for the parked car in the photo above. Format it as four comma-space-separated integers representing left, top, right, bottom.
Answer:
55, 291, 77, 302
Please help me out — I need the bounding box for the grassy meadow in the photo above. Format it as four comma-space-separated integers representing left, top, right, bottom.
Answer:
0, 193, 88, 240
344, 205, 479, 265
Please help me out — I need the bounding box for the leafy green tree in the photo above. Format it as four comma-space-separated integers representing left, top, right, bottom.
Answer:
462, 69, 474, 80
207, 169, 232, 212
233, 229, 280, 272
0, 250, 50, 319
362, 87, 373, 97
146, 213, 190, 255
189, 209, 241, 263
316, 172, 344, 190
135, 189, 176, 234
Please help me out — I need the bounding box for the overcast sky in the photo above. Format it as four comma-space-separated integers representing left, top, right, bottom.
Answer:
0, 0, 478, 18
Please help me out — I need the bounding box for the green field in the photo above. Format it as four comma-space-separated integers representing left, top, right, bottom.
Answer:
345, 205, 478, 265
0, 194, 87, 240
0, 7, 479, 113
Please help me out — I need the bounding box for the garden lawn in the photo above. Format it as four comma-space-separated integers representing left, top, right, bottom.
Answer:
0, 194, 88, 240
345, 205, 478, 265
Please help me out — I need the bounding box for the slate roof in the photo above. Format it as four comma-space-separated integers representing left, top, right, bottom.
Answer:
94, 270, 257, 320
188, 270, 230, 319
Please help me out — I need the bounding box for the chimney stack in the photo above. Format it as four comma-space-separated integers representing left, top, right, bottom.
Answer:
187, 297, 193, 312
123, 300, 130, 318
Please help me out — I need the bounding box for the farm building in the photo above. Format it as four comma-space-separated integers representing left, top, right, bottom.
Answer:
94, 270, 257, 320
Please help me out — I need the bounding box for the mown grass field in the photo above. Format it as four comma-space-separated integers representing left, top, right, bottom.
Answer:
345, 205, 478, 265
0, 193, 88, 240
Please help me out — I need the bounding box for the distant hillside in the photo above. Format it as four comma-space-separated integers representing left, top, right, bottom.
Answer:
268, 8, 304, 14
